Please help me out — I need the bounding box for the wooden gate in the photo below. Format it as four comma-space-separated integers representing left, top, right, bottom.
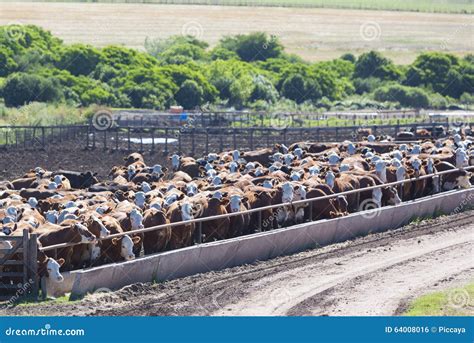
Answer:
0, 229, 38, 302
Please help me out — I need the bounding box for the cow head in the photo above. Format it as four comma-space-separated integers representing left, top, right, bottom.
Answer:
39, 256, 65, 283
124, 153, 144, 166
455, 148, 468, 168
229, 195, 244, 213
211, 176, 222, 186
293, 148, 304, 160
347, 143, 356, 155
45, 210, 58, 224
207, 153, 219, 162
327, 153, 340, 166
89, 216, 111, 239
384, 186, 402, 206
134, 191, 147, 209
308, 166, 320, 176
325, 172, 336, 189
283, 154, 296, 166
281, 182, 294, 203
391, 150, 403, 161
396, 166, 406, 182
391, 159, 402, 168
151, 164, 166, 179
229, 161, 239, 173
339, 164, 350, 172
170, 154, 181, 171
410, 145, 421, 155
127, 165, 136, 180
129, 208, 144, 230
411, 158, 422, 175
141, 182, 152, 193
2, 226, 12, 236
294, 185, 307, 201
112, 235, 140, 261
27, 197, 38, 209
231, 150, 240, 161
290, 170, 303, 181
6, 206, 18, 221
181, 202, 194, 221
150, 200, 163, 211
74, 223, 97, 244
0, 233, 12, 250
186, 183, 199, 196
375, 161, 387, 182
262, 180, 274, 189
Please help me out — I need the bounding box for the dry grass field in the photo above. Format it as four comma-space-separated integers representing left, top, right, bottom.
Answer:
0, 2, 472, 63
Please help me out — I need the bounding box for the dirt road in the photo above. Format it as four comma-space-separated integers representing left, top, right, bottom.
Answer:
2, 210, 473, 316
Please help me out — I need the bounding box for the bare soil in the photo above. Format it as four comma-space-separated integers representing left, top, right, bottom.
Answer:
0, 3, 472, 63
2, 209, 472, 316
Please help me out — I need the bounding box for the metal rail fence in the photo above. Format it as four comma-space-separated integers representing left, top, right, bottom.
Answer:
2, 167, 472, 301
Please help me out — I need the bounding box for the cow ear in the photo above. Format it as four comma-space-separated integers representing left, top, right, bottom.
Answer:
162, 167, 168, 173
132, 236, 141, 244
242, 196, 248, 203
221, 199, 229, 206
58, 258, 65, 267
111, 238, 119, 246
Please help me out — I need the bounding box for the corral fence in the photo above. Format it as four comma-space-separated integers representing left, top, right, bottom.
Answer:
0, 125, 86, 151
2, 167, 473, 302
0, 229, 39, 302
84, 121, 472, 156
38, 167, 474, 290
113, 109, 423, 128
0, 120, 472, 157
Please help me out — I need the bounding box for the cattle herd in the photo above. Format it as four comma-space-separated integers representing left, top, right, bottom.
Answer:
0, 131, 473, 285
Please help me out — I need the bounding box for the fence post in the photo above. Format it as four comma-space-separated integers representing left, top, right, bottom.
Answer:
205, 129, 209, 156
22, 229, 29, 285
28, 233, 39, 299
127, 127, 131, 151
191, 128, 195, 157
249, 129, 254, 150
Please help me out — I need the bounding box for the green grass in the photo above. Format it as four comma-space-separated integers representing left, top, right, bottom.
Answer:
405, 283, 474, 316
10, 0, 473, 14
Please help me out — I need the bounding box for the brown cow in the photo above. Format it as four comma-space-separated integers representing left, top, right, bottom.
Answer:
142, 208, 171, 255
166, 199, 196, 250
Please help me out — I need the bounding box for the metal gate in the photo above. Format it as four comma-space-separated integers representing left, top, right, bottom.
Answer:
0, 229, 38, 302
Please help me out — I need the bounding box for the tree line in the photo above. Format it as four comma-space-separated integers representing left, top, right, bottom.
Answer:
0, 25, 473, 111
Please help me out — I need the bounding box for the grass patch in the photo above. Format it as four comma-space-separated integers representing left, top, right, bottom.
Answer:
405, 283, 474, 316
8, 294, 78, 308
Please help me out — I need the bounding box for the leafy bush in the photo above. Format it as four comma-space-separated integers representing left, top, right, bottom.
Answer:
218, 32, 283, 62
57, 44, 102, 76
373, 84, 429, 108
2, 73, 63, 107
355, 51, 401, 80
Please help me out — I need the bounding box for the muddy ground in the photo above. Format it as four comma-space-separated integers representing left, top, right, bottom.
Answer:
2, 210, 472, 316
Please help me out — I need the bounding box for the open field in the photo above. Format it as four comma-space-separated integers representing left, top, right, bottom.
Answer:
1, 3, 472, 63
8, 0, 473, 14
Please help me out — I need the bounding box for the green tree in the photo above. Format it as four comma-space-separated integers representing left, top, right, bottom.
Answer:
175, 80, 204, 109
354, 51, 401, 80
2, 73, 63, 107
218, 32, 283, 62
57, 44, 102, 76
